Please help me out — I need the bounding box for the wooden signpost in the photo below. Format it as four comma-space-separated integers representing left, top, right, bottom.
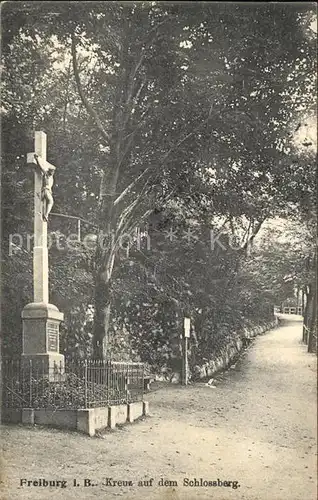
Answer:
182, 317, 190, 385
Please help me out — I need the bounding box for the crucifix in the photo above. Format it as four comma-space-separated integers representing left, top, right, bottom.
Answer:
22, 131, 64, 377
26, 131, 56, 303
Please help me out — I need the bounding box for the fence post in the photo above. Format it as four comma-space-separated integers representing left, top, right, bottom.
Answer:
126, 363, 129, 402
84, 360, 88, 408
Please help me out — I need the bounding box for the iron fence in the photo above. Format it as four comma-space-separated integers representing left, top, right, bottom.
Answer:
2, 358, 144, 410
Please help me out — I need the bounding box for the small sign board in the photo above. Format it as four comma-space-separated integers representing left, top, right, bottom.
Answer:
184, 317, 191, 338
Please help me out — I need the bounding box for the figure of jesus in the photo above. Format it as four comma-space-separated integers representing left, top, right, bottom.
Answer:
34, 154, 55, 222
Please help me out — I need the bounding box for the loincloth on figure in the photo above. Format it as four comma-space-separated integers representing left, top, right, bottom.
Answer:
41, 186, 53, 198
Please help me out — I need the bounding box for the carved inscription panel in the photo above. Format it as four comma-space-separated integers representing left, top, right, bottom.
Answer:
47, 321, 59, 352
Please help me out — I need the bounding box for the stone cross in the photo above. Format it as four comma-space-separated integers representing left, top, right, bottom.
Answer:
27, 131, 55, 303
22, 131, 64, 377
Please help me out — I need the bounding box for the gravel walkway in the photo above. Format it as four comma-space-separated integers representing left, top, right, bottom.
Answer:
1, 318, 316, 500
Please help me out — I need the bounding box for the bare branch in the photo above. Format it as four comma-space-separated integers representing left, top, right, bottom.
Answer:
124, 103, 152, 140
117, 196, 141, 233
133, 77, 146, 105
71, 33, 111, 145
128, 53, 145, 99
125, 17, 171, 112
115, 209, 153, 246
113, 167, 151, 206
116, 181, 150, 235
242, 219, 266, 251
241, 219, 252, 246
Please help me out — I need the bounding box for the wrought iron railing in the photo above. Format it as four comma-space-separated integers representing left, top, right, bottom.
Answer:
2, 359, 144, 409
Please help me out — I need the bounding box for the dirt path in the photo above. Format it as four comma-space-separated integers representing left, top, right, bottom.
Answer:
1, 320, 317, 500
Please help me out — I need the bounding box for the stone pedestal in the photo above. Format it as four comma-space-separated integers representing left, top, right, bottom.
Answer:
21, 302, 64, 378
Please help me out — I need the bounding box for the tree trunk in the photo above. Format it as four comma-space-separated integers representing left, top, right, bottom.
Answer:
302, 287, 309, 343
301, 287, 305, 317
93, 272, 112, 359
303, 286, 312, 344
308, 284, 317, 353
296, 285, 300, 310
